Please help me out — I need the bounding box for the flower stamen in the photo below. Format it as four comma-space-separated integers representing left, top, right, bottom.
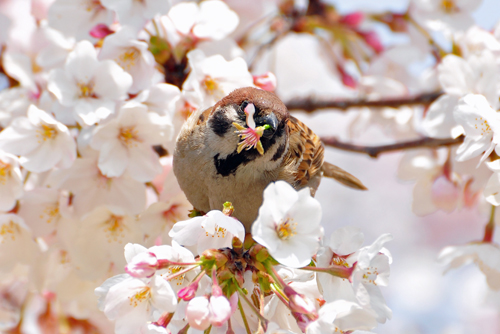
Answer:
276, 218, 297, 240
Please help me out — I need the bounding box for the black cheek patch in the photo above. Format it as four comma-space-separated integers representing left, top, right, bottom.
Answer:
210, 109, 232, 137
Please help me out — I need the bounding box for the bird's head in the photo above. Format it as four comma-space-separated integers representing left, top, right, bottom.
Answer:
206, 87, 290, 176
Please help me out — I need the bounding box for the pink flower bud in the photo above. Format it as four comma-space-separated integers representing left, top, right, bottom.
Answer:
209, 295, 232, 327
340, 12, 364, 27
336, 65, 357, 89
186, 297, 211, 330
89, 24, 114, 39
178, 281, 199, 301
359, 31, 384, 54
283, 286, 317, 315
125, 252, 158, 278
253, 72, 277, 92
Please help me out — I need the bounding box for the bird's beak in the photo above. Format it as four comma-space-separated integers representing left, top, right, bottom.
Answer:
255, 113, 278, 139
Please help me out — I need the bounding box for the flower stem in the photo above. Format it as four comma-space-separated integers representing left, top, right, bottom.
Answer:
155, 311, 174, 328
270, 284, 289, 305
157, 259, 202, 267
238, 298, 252, 334
236, 285, 269, 325
483, 205, 496, 242
263, 261, 286, 288
301, 264, 354, 279
164, 265, 200, 281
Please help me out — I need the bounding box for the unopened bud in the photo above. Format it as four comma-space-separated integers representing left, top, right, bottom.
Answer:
125, 252, 158, 278
178, 281, 199, 301
339, 12, 364, 27
232, 236, 243, 251
89, 24, 114, 39
283, 286, 317, 315
244, 233, 255, 249
222, 202, 234, 216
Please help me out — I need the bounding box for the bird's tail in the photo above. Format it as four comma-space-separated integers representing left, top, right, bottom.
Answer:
321, 161, 368, 190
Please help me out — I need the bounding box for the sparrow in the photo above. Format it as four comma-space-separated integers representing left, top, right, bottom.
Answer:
173, 87, 366, 231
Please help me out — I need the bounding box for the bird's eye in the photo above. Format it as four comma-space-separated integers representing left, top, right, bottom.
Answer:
240, 101, 249, 112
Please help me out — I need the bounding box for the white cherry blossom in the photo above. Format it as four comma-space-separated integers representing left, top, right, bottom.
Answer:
306, 300, 378, 334
439, 242, 500, 290
252, 181, 323, 268
63, 205, 144, 280
90, 102, 171, 182
165, 0, 239, 42
410, 0, 481, 35
182, 50, 254, 109
96, 273, 177, 334
351, 234, 393, 323
58, 152, 146, 218
454, 94, 500, 164
48, 0, 114, 41
17, 188, 67, 238
0, 214, 39, 274
169, 210, 245, 255
455, 26, 500, 58
0, 105, 76, 172
99, 27, 157, 94
422, 51, 499, 139
48, 40, 132, 126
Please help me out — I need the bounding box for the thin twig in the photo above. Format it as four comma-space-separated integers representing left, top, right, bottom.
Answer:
286, 91, 442, 112
321, 135, 464, 158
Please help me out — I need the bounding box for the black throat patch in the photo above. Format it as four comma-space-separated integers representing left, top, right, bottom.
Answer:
214, 152, 254, 177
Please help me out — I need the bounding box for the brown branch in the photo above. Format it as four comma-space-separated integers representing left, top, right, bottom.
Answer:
321, 135, 464, 158
286, 91, 443, 112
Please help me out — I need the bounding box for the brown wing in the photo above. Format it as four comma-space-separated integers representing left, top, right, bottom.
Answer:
286, 116, 325, 188
286, 116, 368, 191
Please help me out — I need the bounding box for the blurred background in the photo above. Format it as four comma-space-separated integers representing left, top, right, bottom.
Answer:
269, 0, 500, 332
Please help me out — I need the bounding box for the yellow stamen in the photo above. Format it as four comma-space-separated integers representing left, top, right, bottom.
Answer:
77, 81, 95, 98
0, 161, 11, 185
0, 220, 20, 243
119, 127, 141, 147
102, 214, 126, 243
202, 75, 219, 94
129, 287, 151, 307
276, 218, 297, 240
116, 48, 140, 70
40, 204, 60, 224
36, 124, 58, 142
441, 0, 458, 13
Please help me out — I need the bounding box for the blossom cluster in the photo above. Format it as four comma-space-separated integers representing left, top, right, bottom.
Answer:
1, 0, 500, 332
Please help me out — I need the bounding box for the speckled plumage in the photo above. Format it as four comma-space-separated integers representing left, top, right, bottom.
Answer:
173, 87, 365, 231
